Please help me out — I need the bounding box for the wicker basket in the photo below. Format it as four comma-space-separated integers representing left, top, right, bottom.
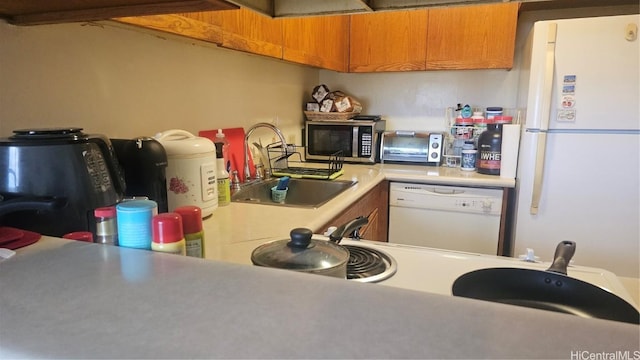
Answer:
304, 111, 360, 121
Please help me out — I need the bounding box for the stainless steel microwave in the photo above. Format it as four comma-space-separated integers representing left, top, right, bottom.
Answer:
305, 118, 386, 163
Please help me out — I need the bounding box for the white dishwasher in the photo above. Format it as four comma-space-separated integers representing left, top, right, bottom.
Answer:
388, 182, 503, 255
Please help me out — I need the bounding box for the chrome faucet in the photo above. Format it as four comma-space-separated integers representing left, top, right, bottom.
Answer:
243, 122, 287, 183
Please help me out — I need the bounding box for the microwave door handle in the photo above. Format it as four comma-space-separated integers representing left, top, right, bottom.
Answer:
352, 127, 359, 158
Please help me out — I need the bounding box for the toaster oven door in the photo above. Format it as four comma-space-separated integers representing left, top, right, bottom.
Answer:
382, 131, 443, 165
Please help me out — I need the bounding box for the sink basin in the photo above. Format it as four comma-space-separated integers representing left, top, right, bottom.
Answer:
231, 178, 357, 208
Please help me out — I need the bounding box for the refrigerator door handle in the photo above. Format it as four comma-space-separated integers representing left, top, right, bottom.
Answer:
530, 23, 557, 214
530, 131, 548, 215
539, 23, 557, 131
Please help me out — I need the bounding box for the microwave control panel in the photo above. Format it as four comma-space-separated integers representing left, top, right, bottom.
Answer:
358, 126, 373, 157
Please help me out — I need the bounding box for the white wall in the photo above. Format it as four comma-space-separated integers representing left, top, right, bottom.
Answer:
0, 20, 318, 144
0, 5, 635, 140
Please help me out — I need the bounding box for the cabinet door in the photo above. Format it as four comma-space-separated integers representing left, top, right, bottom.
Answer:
282, 15, 349, 72
317, 180, 389, 242
426, 3, 519, 70
210, 8, 283, 59
349, 10, 428, 72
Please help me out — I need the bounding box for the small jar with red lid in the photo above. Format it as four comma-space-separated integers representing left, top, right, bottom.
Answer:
151, 213, 186, 255
94, 206, 117, 245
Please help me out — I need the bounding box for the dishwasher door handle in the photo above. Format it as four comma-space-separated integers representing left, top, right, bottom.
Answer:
396, 186, 465, 196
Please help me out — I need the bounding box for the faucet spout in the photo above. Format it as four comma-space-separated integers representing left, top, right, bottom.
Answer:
244, 122, 287, 183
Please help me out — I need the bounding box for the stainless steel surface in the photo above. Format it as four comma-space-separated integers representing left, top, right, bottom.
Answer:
232, 178, 357, 208
381, 130, 444, 165
243, 123, 287, 183
304, 119, 385, 164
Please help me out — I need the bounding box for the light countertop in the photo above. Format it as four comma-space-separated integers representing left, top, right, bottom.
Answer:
1, 237, 638, 359
3, 168, 639, 359
202, 163, 514, 265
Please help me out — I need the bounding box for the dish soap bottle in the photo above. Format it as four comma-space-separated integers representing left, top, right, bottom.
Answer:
214, 129, 230, 206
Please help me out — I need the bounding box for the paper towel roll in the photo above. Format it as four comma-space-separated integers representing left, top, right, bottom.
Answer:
500, 124, 522, 179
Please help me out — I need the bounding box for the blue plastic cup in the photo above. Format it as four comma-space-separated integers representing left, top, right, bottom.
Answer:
271, 186, 288, 203
116, 200, 158, 250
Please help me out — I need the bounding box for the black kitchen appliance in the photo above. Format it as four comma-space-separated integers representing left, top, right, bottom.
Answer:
111, 137, 168, 213
0, 128, 126, 237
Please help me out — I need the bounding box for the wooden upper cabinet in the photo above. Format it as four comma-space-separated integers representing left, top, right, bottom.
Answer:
0, 0, 238, 26
207, 8, 283, 59
116, 13, 224, 45
282, 15, 350, 72
426, 3, 519, 70
349, 10, 428, 72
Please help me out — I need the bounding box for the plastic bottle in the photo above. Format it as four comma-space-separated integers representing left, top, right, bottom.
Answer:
94, 206, 118, 245
461, 141, 477, 172
477, 123, 502, 175
214, 129, 231, 206
151, 213, 186, 255
175, 206, 205, 258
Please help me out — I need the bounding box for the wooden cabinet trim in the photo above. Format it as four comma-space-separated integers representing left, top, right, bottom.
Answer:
2, 0, 238, 26
116, 14, 224, 44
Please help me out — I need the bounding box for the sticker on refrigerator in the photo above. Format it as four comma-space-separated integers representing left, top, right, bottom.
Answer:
557, 109, 576, 122
562, 75, 576, 95
561, 95, 575, 108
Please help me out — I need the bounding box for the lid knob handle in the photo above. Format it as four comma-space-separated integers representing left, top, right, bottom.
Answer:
288, 228, 313, 249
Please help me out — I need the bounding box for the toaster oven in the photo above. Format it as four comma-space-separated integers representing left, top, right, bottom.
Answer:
381, 131, 444, 165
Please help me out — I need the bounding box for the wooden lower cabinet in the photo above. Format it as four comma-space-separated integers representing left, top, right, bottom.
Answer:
316, 180, 389, 242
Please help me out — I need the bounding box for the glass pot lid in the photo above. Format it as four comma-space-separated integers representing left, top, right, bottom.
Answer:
251, 228, 350, 271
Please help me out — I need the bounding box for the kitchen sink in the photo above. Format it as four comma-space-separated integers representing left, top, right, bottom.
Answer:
231, 178, 357, 208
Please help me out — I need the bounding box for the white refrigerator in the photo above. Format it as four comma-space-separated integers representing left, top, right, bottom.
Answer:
514, 15, 640, 278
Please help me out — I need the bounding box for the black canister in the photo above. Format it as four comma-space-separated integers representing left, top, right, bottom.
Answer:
477, 123, 502, 175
